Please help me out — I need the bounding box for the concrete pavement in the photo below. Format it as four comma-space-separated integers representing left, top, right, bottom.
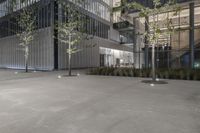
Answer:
0, 69, 199, 133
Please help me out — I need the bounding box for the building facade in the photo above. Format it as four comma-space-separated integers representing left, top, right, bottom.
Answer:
113, 0, 200, 69
0, 0, 133, 70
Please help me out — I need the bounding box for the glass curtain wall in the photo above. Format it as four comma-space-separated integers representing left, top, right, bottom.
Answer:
194, 6, 200, 68
60, 0, 111, 39
0, 0, 111, 39
69, 0, 111, 21
135, 4, 200, 69
0, 0, 52, 38
0, 0, 40, 17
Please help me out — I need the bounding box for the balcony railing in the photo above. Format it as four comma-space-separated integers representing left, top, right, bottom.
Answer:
113, 20, 133, 30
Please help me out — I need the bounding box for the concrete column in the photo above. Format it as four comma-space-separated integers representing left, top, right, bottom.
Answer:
133, 18, 144, 69
189, 2, 194, 69
133, 17, 137, 68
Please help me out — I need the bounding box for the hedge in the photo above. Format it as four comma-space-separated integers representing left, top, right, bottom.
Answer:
89, 67, 200, 81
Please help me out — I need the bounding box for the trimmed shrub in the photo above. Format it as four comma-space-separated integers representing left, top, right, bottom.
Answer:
89, 67, 200, 80
179, 70, 185, 80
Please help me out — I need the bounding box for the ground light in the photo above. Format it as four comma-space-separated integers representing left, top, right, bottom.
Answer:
156, 78, 160, 81
150, 84, 155, 86
58, 73, 80, 78
58, 75, 62, 79
142, 78, 168, 84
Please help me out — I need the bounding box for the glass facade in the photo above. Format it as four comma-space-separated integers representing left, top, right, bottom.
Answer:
0, 0, 52, 38
100, 47, 133, 67
0, 0, 40, 17
133, 2, 200, 69
0, 0, 111, 39
112, 0, 200, 69
0, 0, 120, 70
113, 0, 125, 23
69, 0, 111, 21
0, 0, 111, 21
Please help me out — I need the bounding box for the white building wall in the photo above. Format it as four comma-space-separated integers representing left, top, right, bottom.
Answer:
58, 37, 100, 69
0, 27, 54, 70
58, 36, 133, 69
0, 30, 133, 70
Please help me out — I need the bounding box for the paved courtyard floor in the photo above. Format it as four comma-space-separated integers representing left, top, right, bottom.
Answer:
0, 69, 200, 133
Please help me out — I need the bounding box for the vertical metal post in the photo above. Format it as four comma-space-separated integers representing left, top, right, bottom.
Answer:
167, 35, 170, 69
152, 44, 156, 81
156, 16, 159, 69
54, 0, 59, 70
145, 17, 149, 69
178, 11, 181, 68
167, 13, 170, 69
189, 3, 194, 69
156, 45, 159, 69
133, 17, 136, 68
139, 41, 141, 70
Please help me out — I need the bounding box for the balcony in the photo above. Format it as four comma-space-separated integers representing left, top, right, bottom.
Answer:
113, 20, 133, 31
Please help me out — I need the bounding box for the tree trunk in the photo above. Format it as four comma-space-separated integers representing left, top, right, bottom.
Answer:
68, 35, 72, 76
25, 46, 29, 73
152, 15, 156, 82
26, 61, 28, 72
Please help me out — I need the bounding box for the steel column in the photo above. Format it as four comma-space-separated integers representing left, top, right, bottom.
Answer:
189, 2, 195, 69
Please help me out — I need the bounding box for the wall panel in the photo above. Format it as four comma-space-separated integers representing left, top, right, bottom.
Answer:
0, 27, 54, 70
